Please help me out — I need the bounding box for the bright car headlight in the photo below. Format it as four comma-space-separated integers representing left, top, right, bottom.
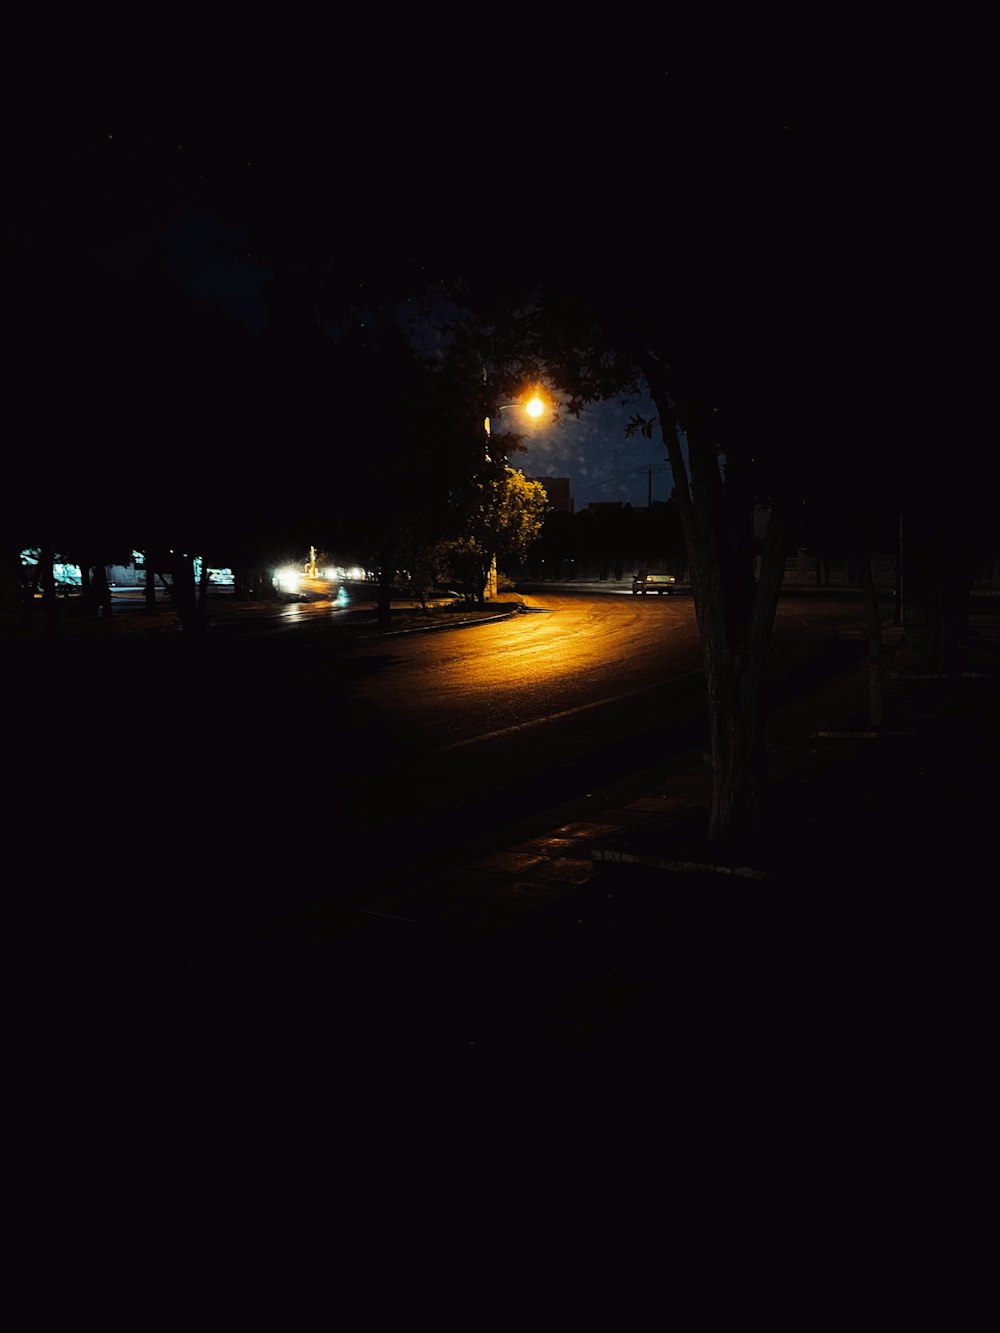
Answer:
275, 567, 302, 594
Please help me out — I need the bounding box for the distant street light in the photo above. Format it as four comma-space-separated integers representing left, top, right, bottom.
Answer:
482, 389, 551, 597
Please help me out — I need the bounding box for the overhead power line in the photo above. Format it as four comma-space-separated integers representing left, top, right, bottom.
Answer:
580, 463, 672, 501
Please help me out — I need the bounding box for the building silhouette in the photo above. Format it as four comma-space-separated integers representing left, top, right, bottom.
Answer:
529, 477, 573, 515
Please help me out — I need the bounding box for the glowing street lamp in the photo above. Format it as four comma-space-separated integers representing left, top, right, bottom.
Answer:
484, 391, 548, 437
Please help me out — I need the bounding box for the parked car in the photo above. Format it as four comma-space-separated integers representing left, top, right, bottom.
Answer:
632, 570, 676, 595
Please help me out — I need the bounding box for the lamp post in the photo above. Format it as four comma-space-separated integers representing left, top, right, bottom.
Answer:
482, 393, 548, 598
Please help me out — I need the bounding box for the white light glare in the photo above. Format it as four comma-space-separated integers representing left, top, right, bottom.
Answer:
275, 567, 302, 594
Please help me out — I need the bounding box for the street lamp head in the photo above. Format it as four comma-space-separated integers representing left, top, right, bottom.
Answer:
486, 390, 549, 436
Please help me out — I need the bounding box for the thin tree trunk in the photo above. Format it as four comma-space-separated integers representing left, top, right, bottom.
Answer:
197, 562, 210, 618
21, 558, 42, 626
171, 556, 203, 636
93, 562, 112, 618
79, 560, 96, 616
705, 516, 786, 845
377, 557, 392, 627
860, 556, 884, 728
40, 545, 58, 630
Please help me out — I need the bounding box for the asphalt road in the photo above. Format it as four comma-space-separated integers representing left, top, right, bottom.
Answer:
10, 588, 885, 960
306, 590, 865, 851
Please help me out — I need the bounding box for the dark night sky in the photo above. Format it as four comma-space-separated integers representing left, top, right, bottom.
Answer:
8, 114, 679, 509
9, 44, 964, 513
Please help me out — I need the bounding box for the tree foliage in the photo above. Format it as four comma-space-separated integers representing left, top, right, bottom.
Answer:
445, 467, 548, 606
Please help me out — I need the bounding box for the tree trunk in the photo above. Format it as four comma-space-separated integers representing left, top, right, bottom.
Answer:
860, 556, 884, 728
93, 562, 113, 619
197, 562, 210, 619
705, 654, 766, 848
701, 524, 786, 846
21, 558, 42, 626
377, 558, 392, 627
79, 560, 96, 616
40, 546, 58, 630
474, 559, 490, 608
646, 369, 787, 849
171, 556, 204, 636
